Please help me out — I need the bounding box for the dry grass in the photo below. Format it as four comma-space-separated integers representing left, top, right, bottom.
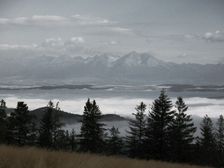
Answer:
0, 145, 210, 168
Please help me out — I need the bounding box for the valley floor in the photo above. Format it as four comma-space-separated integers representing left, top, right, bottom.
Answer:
0, 145, 211, 168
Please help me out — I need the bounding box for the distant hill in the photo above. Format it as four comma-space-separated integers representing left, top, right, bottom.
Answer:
30, 107, 127, 124
30, 107, 82, 124
4, 107, 127, 125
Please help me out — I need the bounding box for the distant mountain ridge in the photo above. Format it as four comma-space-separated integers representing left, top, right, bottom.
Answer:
0, 52, 224, 84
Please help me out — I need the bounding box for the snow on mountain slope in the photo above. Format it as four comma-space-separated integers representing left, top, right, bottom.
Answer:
113, 51, 165, 67
0, 52, 224, 84
84, 54, 120, 67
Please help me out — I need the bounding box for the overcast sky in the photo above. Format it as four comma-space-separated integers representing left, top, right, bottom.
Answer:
0, 0, 224, 64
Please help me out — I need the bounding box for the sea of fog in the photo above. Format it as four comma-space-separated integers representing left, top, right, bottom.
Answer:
0, 84, 224, 118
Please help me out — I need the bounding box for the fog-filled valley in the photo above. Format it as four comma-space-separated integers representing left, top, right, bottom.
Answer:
1, 82, 224, 138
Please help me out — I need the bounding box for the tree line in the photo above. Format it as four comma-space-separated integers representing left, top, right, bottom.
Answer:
0, 89, 223, 167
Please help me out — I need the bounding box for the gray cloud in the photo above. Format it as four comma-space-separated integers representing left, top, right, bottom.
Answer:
0, 15, 69, 26
71, 14, 114, 25
0, 44, 37, 50
0, 14, 114, 27
183, 30, 224, 43
203, 30, 224, 42
0, 37, 100, 57
0, 0, 224, 64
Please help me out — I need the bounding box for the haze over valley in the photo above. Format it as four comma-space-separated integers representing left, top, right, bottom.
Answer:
0, 0, 223, 139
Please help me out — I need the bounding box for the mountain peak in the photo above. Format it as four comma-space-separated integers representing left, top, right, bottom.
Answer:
117, 51, 164, 67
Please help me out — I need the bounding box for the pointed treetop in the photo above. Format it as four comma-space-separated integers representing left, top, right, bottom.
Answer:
48, 100, 54, 108
0, 99, 6, 108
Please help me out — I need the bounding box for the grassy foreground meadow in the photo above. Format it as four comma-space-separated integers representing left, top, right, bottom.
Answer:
0, 146, 210, 168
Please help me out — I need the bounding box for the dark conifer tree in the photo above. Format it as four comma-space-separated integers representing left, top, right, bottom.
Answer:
215, 115, 224, 167
7, 102, 33, 146
199, 115, 216, 165
79, 99, 104, 153
169, 97, 196, 161
126, 102, 146, 158
39, 101, 63, 149
0, 99, 7, 143
193, 136, 202, 164
0, 99, 6, 108
146, 89, 175, 160
51, 102, 63, 148
70, 129, 77, 151
216, 115, 224, 152
55, 130, 70, 150
65, 130, 70, 150
39, 105, 53, 148
107, 126, 123, 155
29, 121, 38, 146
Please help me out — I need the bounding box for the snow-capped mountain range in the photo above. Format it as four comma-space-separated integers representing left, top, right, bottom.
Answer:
0, 52, 224, 85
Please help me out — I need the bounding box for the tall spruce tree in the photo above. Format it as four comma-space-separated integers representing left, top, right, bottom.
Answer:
146, 89, 175, 160
39, 106, 53, 148
39, 101, 63, 149
126, 102, 147, 158
54, 130, 70, 150
199, 115, 216, 165
216, 115, 224, 152
79, 99, 104, 153
70, 129, 77, 151
170, 97, 196, 161
0, 99, 7, 143
107, 126, 123, 155
7, 102, 33, 146
215, 115, 224, 167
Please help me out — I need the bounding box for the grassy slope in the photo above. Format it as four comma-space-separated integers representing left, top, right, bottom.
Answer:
0, 146, 210, 168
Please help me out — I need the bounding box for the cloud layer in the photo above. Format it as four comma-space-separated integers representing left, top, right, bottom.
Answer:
203, 30, 224, 42
0, 37, 100, 57
4, 96, 224, 118
0, 14, 114, 27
